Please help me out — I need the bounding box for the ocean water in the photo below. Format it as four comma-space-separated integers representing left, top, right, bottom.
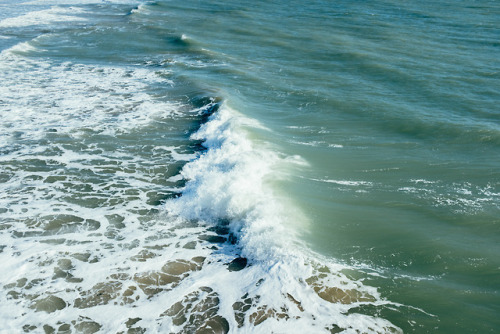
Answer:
0, 0, 499, 333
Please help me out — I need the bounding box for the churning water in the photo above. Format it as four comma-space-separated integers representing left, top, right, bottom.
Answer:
0, 0, 499, 333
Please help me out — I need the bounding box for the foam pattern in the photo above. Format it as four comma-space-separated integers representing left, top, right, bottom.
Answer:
0, 3, 403, 333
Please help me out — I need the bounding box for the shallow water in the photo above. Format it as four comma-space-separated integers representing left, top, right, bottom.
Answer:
0, 0, 499, 333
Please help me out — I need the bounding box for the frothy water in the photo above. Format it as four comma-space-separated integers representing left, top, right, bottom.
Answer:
0, 18, 400, 334
1, 0, 499, 333
0, 49, 400, 333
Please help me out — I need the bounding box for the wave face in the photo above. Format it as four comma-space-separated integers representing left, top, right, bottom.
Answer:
1, 0, 499, 333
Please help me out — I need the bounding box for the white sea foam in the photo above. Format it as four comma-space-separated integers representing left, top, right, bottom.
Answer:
0, 6, 87, 28
315, 179, 374, 187
288, 139, 343, 148
0, 19, 402, 334
130, 2, 155, 15
25, 0, 141, 4
410, 179, 437, 184
166, 105, 293, 260
2, 40, 40, 54
0, 55, 402, 330
0, 49, 176, 147
158, 104, 403, 332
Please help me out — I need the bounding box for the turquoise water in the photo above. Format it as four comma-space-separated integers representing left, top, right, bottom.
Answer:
0, 0, 499, 333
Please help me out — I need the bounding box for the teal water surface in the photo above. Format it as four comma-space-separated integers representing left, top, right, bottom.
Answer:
155, 1, 500, 331
0, 0, 499, 333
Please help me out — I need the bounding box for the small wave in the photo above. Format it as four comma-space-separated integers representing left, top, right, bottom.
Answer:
1, 40, 40, 55
129, 1, 159, 15
0, 6, 87, 28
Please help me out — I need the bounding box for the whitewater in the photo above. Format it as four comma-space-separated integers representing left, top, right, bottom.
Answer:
1, 0, 499, 333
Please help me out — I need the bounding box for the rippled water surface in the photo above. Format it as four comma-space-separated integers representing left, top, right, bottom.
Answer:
0, 0, 499, 333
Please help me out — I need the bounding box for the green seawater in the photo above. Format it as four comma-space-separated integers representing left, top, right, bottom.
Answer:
150, 1, 500, 332
0, 0, 499, 332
